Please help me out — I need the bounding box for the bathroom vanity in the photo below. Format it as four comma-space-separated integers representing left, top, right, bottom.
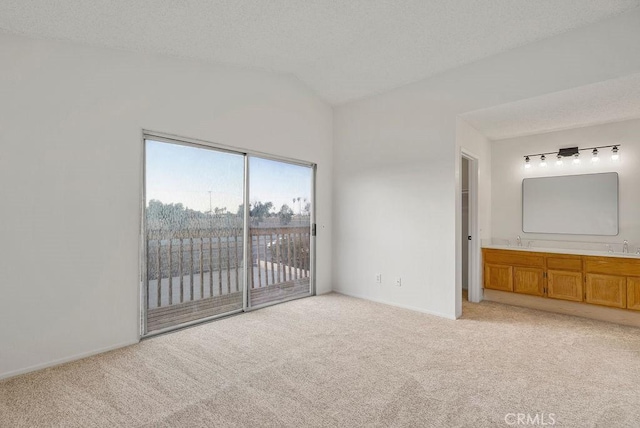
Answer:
482, 246, 640, 326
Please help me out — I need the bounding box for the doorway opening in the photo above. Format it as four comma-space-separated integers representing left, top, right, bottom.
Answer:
459, 151, 481, 313
462, 157, 470, 301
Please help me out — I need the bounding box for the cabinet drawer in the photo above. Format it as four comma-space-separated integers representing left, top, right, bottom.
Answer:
546, 256, 582, 272
628, 277, 640, 311
484, 264, 513, 292
513, 267, 545, 296
584, 257, 640, 277
585, 274, 626, 308
483, 250, 544, 268
548, 270, 583, 302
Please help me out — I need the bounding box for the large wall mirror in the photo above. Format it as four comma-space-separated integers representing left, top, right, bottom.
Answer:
522, 172, 618, 235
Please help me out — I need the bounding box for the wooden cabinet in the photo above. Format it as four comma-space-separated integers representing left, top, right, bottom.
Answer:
547, 270, 583, 302
513, 267, 545, 296
546, 255, 582, 272
483, 250, 544, 269
585, 274, 626, 308
546, 254, 583, 302
584, 257, 640, 277
482, 249, 640, 313
584, 256, 636, 309
484, 264, 513, 291
627, 277, 640, 311
483, 249, 544, 293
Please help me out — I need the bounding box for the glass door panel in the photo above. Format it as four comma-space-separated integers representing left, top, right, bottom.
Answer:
248, 157, 313, 307
144, 139, 245, 334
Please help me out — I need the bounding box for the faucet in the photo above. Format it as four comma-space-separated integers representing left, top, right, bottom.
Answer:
516, 236, 522, 247
623, 240, 629, 253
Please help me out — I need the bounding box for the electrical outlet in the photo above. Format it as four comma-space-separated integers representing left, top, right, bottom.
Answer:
395, 277, 402, 287
375, 274, 382, 284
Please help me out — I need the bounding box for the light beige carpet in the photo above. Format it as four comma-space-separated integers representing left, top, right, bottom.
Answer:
1, 293, 640, 427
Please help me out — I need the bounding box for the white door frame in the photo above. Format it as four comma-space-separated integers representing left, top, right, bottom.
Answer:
459, 150, 482, 312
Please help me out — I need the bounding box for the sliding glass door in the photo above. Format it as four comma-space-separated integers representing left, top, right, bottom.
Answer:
143, 135, 314, 335
144, 139, 245, 334
248, 157, 314, 307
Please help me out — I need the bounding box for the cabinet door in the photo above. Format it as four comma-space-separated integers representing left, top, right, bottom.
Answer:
627, 277, 640, 311
514, 267, 545, 296
547, 270, 583, 302
585, 274, 626, 308
484, 264, 513, 291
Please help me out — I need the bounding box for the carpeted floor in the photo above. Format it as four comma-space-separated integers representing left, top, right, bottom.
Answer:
1, 293, 640, 427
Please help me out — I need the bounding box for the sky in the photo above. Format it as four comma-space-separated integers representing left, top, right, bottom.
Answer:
145, 140, 312, 214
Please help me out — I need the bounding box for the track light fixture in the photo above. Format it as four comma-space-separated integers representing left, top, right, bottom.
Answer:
523, 145, 620, 169
556, 154, 563, 166
573, 152, 580, 164
612, 146, 619, 161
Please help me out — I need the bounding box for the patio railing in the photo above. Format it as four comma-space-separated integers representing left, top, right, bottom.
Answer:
146, 226, 311, 309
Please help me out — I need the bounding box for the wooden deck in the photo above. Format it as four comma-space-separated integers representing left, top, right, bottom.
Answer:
249, 279, 311, 307
147, 278, 311, 332
147, 292, 243, 332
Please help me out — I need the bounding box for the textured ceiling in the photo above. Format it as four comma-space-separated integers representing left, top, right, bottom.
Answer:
461, 73, 640, 140
1, 1, 639, 104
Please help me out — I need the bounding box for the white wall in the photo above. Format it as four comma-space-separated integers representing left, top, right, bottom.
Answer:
332, 9, 640, 319
491, 118, 640, 251
0, 33, 333, 379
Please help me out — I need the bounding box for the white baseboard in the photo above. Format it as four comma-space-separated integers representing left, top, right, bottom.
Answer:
0, 339, 140, 381
333, 290, 457, 320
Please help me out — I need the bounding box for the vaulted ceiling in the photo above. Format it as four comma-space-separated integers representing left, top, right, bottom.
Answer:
1, 0, 639, 104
